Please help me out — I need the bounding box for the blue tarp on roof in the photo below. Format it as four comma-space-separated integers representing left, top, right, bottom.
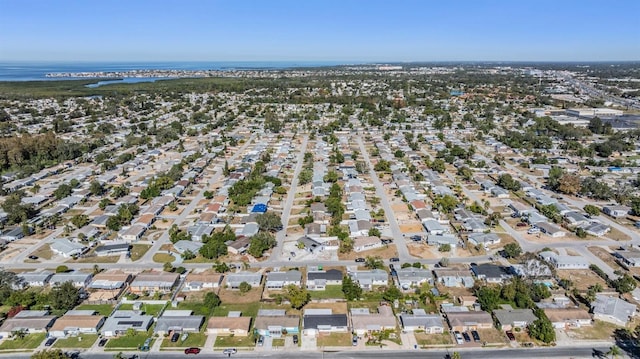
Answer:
251, 204, 267, 213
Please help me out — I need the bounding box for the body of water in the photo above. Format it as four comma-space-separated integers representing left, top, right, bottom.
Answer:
0, 61, 353, 81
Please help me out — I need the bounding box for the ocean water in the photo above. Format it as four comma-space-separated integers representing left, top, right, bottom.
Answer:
0, 61, 352, 81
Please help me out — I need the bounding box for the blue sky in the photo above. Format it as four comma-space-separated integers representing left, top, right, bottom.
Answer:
1, 0, 639, 62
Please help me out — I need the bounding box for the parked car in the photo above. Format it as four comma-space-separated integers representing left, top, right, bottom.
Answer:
471, 330, 480, 342
257, 336, 264, 346
355, 258, 365, 263
410, 235, 422, 241
184, 347, 201, 355
389, 257, 399, 262
98, 338, 108, 347
222, 348, 237, 355
352, 335, 358, 346
28, 255, 38, 260
454, 331, 464, 345
506, 330, 516, 341
45, 338, 56, 347
516, 222, 527, 227
462, 332, 471, 342
292, 335, 298, 344
527, 227, 540, 234
171, 332, 180, 342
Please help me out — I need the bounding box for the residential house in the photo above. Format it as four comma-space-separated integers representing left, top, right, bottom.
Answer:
17, 270, 53, 288
89, 270, 133, 290
253, 310, 299, 338
543, 308, 592, 329
49, 312, 105, 338
582, 222, 611, 237
422, 219, 446, 235
535, 222, 566, 237
510, 259, 553, 278
461, 218, 489, 233
493, 306, 537, 330
101, 310, 154, 337
396, 268, 433, 290
539, 251, 589, 270
491, 186, 510, 198
467, 233, 501, 248
94, 243, 130, 257
592, 295, 637, 326
349, 269, 388, 290
445, 311, 493, 332
353, 236, 383, 252
207, 315, 251, 336
616, 250, 640, 269
350, 305, 397, 335
225, 272, 263, 289
508, 201, 535, 218
433, 268, 475, 288
50, 239, 87, 258
227, 237, 251, 255
154, 310, 205, 335
399, 309, 445, 333
471, 263, 512, 284
602, 205, 631, 218
129, 272, 179, 295
0, 311, 56, 338
426, 234, 458, 248
564, 212, 590, 227
302, 312, 349, 336
265, 270, 302, 290
173, 240, 204, 254
119, 224, 146, 242
183, 272, 223, 291
188, 224, 215, 241
306, 268, 343, 290
49, 271, 93, 288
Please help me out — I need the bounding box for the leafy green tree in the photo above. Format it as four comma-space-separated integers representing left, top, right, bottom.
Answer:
527, 311, 555, 343
341, 275, 362, 301
323, 170, 339, 183
255, 212, 283, 232
89, 180, 105, 196
368, 227, 381, 238
364, 256, 384, 269
284, 284, 310, 309
70, 214, 90, 229
438, 244, 451, 252
53, 183, 73, 200
2, 191, 37, 224
50, 281, 79, 311
238, 281, 252, 294
213, 262, 230, 273
181, 250, 196, 260
298, 169, 313, 185
203, 191, 214, 199
55, 265, 69, 273
382, 285, 403, 302
203, 292, 221, 313
248, 231, 277, 257
433, 195, 458, 213
163, 262, 174, 272
612, 273, 636, 294
503, 243, 522, 258
583, 204, 600, 217
497, 174, 521, 191
31, 349, 72, 359
476, 286, 501, 311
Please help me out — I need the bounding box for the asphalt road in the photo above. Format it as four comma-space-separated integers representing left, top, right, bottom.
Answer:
8, 346, 615, 359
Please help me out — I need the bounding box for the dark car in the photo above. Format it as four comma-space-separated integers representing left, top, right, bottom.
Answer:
171, 332, 180, 342
516, 222, 527, 227
98, 338, 108, 347
410, 235, 422, 241
506, 330, 516, 341
45, 337, 56, 347
355, 258, 365, 263
184, 347, 201, 355
389, 257, 399, 262
462, 332, 471, 342
28, 255, 38, 260
471, 330, 480, 342
292, 335, 298, 344
257, 336, 264, 346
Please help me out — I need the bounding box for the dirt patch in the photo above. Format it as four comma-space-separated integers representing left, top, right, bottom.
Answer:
218, 286, 263, 304
556, 269, 609, 291
588, 246, 625, 272
391, 204, 410, 213
400, 223, 423, 233
407, 244, 439, 259
338, 245, 398, 260
305, 301, 348, 314
607, 227, 632, 241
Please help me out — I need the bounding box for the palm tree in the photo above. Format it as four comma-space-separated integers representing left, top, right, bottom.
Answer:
607, 345, 622, 359
452, 352, 462, 359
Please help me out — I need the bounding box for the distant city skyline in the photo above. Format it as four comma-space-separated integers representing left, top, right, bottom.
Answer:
1, 0, 639, 62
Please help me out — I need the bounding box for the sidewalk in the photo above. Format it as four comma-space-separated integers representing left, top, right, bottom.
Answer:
202, 334, 217, 353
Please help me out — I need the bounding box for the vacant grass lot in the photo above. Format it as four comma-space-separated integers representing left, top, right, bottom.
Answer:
317, 332, 352, 346
75, 304, 115, 316
153, 253, 175, 263
214, 335, 256, 348
161, 333, 207, 348
118, 303, 165, 316
130, 244, 151, 261
415, 332, 453, 346
0, 333, 46, 349
568, 320, 619, 340
105, 333, 153, 349
309, 285, 345, 300
53, 334, 99, 348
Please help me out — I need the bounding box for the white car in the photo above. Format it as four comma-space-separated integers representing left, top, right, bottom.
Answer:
527, 227, 540, 234
454, 332, 464, 345
222, 348, 237, 355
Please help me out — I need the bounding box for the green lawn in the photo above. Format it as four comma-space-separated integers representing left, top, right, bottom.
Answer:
415, 332, 453, 346
130, 244, 151, 261
212, 302, 262, 319
53, 334, 99, 348
214, 335, 256, 348
118, 303, 166, 316
309, 285, 345, 300
161, 333, 207, 348
183, 255, 215, 264
0, 333, 46, 349
105, 333, 153, 349
177, 302, 213, 317
272, 338, 285, 347
75, 304, 115, 316
153, 253, 175, 263
317, 332, 352, 346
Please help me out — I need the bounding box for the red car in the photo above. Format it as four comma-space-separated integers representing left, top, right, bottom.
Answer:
184, 347, 201, 355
